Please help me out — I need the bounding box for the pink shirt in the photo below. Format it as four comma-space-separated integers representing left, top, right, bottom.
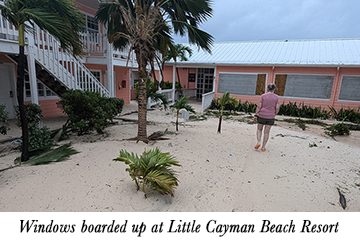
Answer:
257, 92, 280, 119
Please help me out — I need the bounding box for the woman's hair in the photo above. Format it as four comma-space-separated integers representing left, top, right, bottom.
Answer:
267, 83, 277, 91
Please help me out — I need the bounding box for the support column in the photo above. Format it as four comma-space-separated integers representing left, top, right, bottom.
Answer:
27, 33, 38, 104
106, 40, 115, 97
212, 66, 217, 92
172, 65, 176, 101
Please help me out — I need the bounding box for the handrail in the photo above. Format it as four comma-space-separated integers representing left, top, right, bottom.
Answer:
201, 91, 215, 113
0, 11, 110, 97
32, 26, 110, 97
147, 89, 175, 109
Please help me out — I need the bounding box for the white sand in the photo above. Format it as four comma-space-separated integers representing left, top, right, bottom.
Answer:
1, 101, 360, 212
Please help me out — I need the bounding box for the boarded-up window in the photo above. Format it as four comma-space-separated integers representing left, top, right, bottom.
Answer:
338, 76, 360, 101
274, 74, 287, 96
218, 73, 267, 95
274, 74, 334, 100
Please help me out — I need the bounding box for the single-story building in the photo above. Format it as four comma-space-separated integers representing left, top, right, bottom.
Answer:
164, 39, 360, 112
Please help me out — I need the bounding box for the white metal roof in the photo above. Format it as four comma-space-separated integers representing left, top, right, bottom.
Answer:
171, 39, 360, 67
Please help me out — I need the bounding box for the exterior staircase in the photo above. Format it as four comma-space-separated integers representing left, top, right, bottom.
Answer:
0, 12, 110, 98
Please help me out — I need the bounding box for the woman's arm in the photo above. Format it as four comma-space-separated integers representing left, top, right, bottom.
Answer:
253, 100, 262, 121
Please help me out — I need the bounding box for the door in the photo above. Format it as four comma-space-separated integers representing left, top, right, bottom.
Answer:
196, 68, 214, 99
0, 64, 16, 119
130, 70, 139, 100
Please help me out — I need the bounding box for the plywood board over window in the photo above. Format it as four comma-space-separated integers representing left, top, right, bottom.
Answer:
338, 76, 360, 101
256, 74, 266, 95
218, 73, 267, 96
274, 74, 287, 96
274, 74, 334, 100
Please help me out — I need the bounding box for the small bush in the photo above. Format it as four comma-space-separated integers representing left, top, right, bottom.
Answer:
328, 106, 360, 124
58, 90, 124, 135
27, 123, 54, 151
16, 103, 53, 152
278, 102, 328, 119
0, 104, 10, 135
325, 123, 350, 136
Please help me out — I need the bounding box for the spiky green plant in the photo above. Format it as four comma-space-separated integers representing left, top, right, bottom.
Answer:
114, 148, 181, 197
170, 96, 195, 131
217, 92, 239, 133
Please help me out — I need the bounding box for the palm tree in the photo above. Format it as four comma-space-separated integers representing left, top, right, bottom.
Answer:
96, 0, 213, 143
217, 92, 239, 133
170, 96, 195, 131
161, 43, 193, 88
0, 0, 84, 161
114, 147, 181, 197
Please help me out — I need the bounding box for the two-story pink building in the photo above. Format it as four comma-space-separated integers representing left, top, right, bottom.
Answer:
0, 0, 164, 118
164, 39, 360, 113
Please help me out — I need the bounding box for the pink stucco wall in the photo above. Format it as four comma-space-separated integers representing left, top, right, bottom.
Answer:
162, 66, 196, 89
215, 65, 360, 111
114, 66, 130, 104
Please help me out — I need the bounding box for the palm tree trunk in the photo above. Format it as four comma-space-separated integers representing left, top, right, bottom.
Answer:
176, 110, 179, 131
217, 107, 223, 133
17, 24, 29, 161
137, 56, 148, 143
176, 67, 181, 88
217, 115, 222, 133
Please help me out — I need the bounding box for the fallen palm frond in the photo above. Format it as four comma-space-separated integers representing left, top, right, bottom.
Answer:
1, 143, 79, 172
17, 143, 78, 166
23, 143, 78, 166
124, 129, 169, 143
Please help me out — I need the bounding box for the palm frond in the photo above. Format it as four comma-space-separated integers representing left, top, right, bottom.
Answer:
114, 147, 181, 197
22, 143, 78, 166
1, 0, 84, 56
146, 168, 179, 196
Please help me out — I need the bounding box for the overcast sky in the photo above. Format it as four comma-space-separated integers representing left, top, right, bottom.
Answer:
174, 0, 360, 43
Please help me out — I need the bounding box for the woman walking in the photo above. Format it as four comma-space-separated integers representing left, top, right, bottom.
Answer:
253, 83, 280, 152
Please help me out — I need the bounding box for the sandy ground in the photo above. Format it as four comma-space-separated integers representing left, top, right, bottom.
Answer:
0, 101, 360, 212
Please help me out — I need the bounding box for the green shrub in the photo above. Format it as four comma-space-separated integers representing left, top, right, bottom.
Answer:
278, 102, 328, 119
27, 123, 53, 151
0, 104, 10, 135
328, 106, 360, 124
325, 123, 350, 136
160, 80, 182, 90
16, 103, 53, 152
58, 90, 124, 135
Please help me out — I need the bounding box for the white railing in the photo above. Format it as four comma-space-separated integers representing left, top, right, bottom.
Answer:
147, 89, 175, 109
80, 31, 107, 54
0, 10, 110, 97
0, 16, 18, 41
201, 91, 215, 113
32, 26, 110, 96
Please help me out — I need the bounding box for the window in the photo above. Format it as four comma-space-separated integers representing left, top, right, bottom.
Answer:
83, 14, 99, 34
188, 73, 196, 82
218, 73, 266, 95
25, 76, 58, 99
338, 76, 360, 101
90, 70, 101, 82
274, 74, 334, 100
